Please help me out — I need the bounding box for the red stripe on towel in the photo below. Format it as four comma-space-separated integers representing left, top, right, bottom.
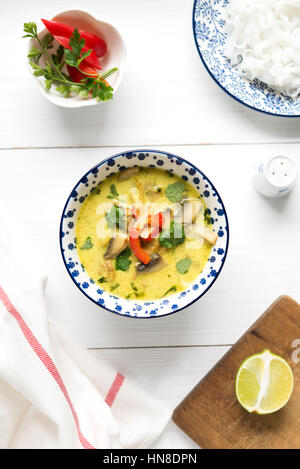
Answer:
0, 286, 95, 450
105, 372, 125, 407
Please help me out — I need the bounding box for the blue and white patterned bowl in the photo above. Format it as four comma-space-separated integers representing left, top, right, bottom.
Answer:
193, 0, 300, 117
60, 150, 229, 318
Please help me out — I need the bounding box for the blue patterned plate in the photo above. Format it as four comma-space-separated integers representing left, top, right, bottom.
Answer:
60, 150, 229, 318
193, 0, 300, 117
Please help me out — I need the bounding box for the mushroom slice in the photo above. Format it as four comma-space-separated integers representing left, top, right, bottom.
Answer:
135, 253, 167, 274
118, 167, 140, 182
104, 235, 128, 259
144, 238, 160, 255
175, 199, 203, 225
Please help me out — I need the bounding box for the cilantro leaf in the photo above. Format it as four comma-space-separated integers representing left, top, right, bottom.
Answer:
130, 282, 144, 298
105, 205, 126, 231
23, 22, 37, 38
107, 184, 119, 199
80, 236, 93, 250
204, 208, 212, 226
64, 49, 78, 68
42, 33, 54, 49
165, 182, 185, 203
64, 28, 92, 67
30, 61, 53, 79
52, 45, 64, 66
68, 28, 85, 59
86, 78, 114, 102
45, 79, 52, 90
98, 277, 107, 283
115, 247, 132, 272
28, 46, 42, 63
159, 221, 185, 249
176, 258, 191, 274
161, 286, 177, 298
56, 83, 72, 97
91, 186, 101, 195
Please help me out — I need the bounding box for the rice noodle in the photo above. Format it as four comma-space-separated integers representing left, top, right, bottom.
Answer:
225, 0, 300, 97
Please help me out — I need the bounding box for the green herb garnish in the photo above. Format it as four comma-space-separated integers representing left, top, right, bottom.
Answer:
110, 283, 120, 292
80, 236, 93, 250
23, 23, 117, 102
159, 220, 185, 249
64, 28, 92, 67
51, 45, 64, 67
115, 247, 132, 272
130, 282, 144, 298
162, 286, 177, 297
165, 182, 185, 203
105, 205, 126, 231
107, 184, 119, 200
98, 277, 107, 283
204, 208, 211, 226
91, 186, 101, 195
27, 45, 42, 63
176, 258, 191, 274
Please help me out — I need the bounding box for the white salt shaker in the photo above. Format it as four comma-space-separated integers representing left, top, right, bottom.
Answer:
253, 155, 297, 198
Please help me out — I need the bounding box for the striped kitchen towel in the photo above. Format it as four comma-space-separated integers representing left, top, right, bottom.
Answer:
0, 211, 171, 449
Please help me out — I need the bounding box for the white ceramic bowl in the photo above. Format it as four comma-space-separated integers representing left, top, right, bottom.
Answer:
27, 9, 125, 108
60, 150, 229, 318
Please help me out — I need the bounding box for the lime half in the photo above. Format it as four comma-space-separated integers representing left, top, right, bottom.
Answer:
235, 349, 294, 414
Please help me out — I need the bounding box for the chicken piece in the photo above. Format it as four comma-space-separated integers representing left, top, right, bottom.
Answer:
101, 260, 116, 281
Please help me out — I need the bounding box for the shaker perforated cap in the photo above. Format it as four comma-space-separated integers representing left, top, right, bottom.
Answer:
254, 155, 297, 198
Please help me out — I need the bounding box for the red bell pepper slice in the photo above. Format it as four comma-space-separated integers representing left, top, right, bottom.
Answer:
67, 63, 100, 83
129, 227, 151, 265
41, 19, 107, 57
142, 212, 165, 242
148, 212, 165, 228
47, 35, 101, 69
141, 226, 160, 242
41, 20, 102, 69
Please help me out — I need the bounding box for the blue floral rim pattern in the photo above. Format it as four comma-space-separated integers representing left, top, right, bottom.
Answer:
59, 149, 229, 318
193, 0, 300, 117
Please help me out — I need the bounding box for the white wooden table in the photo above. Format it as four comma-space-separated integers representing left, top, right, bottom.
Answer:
1, 0, 300, 449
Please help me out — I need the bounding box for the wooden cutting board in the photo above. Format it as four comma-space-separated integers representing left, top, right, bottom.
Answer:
173, 296, 300, 449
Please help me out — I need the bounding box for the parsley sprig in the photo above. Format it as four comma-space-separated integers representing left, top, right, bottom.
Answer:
23, 22, 117, 102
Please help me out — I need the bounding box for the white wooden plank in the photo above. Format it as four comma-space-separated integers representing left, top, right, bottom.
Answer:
0, 144, 299, 347
90, 345, 230, 449
2, 0, 300, 149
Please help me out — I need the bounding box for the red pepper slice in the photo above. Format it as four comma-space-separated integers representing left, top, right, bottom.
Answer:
67, 63, 100, 83
142, 212, 165, 242
129, 227, 151, 265
41, 20, 102, 69
41, 19, 107, 57
48, 34, 101, 69
148, 212, 165, 228
141, 226, 160, 242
